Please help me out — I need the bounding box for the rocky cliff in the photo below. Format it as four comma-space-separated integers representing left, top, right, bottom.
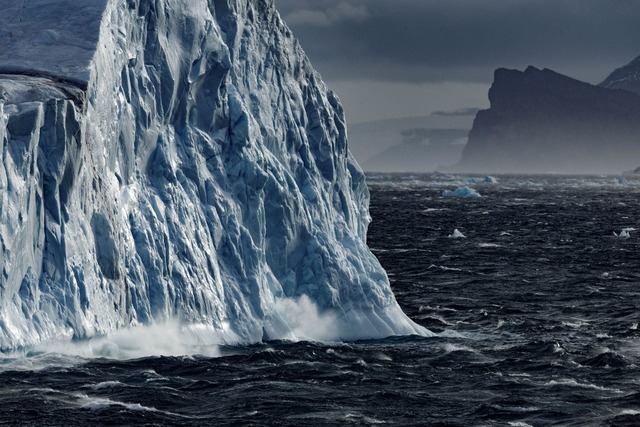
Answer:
457, 66, 640, 174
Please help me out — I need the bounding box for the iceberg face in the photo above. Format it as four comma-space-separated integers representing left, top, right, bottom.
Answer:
0, 0, 427, 350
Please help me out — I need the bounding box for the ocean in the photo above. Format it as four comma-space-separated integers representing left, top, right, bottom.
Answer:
1, 173, 640, 426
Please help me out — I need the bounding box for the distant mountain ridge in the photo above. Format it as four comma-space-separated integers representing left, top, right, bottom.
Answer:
456, 63, 640, 174
600, 55, 640, 95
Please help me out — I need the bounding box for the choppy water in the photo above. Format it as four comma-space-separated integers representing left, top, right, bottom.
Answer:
2, 173, 640, 426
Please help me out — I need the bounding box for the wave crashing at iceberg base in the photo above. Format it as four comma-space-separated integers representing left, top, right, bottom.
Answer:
2, 297, 430, 361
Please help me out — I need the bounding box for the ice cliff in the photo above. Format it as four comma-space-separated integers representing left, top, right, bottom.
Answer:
0, 0, 426, 350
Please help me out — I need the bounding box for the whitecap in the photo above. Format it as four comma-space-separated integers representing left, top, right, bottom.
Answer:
86, 381, 124, 391
76, 394, 159, 412
543, 379, 622, 393
618, 409, 640, 416
29, 321, 222, 360
443, 186, 481, 198
478, 243, 501, 248
442, 343, 479, 354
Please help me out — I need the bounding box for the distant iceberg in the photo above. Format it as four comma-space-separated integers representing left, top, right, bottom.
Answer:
443, 186, 482, 198
614, 228, 634, 238
448, 229, 466, 239
466, 176, 498, 184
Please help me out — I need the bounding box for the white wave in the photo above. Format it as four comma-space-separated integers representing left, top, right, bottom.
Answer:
618, 409, 640, 416
543, 378, 622, 393
442, 343, 479, 354
265, 295, 340, 342
560, 318, 590, 329
0, 353, 87, 372
415, 313, 453, 326
73, 392, 201, 419
1, 321, 222, 363
443, 186, 482, 198
428, 264, 463, 272
478, 243, 501, 248
87, 381, 124, 391
76, 394, 159, 412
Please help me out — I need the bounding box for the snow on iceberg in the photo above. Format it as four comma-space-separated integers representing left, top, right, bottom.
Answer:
443, 186, 482, 198
0, 0, 429, 351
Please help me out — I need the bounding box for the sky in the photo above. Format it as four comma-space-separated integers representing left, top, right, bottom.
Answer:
274, 0, 640, 125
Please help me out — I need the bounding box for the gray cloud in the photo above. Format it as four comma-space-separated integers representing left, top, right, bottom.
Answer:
274, 0, 640, 85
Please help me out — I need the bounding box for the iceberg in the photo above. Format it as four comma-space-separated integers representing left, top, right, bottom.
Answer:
443, 186, 482, 198
0, 0, 428, 351
448, 229, 466, 239
613, 229, 632, 239
466, 176, 498, 185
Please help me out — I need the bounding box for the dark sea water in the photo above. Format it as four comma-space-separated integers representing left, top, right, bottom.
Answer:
2, 173, 640, 426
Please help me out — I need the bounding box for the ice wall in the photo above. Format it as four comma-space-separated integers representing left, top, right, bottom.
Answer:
0, 0, 427, 350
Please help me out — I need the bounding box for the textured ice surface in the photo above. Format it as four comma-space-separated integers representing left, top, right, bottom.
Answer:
0, 0, 107, 84
443, 186, 482, 198
0, 0, 428, 350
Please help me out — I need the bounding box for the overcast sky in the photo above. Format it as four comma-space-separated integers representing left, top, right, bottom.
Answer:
274, 0, 640, 124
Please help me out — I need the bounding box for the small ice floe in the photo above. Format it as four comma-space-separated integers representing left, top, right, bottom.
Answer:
448, 229, 466, 239
442, 186, 481, 198
478, 243, 501, 248
613, 229, 633, 238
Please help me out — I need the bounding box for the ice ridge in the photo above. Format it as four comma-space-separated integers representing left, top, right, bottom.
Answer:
0, 0, 428, 350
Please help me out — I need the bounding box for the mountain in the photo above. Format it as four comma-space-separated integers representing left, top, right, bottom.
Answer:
0, 0, 426, 350
456, 66, 640, 174
346, 113, 476, 167
363, 128, 467, 173
600, 55, 640, 95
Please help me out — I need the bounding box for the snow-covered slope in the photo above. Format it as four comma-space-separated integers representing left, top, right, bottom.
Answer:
0, 0, 107, 85
600, 55, 640, 95
0, 0, 427, 350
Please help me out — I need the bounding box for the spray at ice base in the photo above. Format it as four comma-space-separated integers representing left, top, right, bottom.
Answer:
0, 0, 428, 351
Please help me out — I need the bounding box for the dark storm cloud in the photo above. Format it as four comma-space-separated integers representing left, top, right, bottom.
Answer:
274, 0, 640, 84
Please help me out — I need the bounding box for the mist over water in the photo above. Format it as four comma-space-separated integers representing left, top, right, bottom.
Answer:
0, 296, 350, 362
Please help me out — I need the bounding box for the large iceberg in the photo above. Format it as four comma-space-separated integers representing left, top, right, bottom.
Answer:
0, 0, 427, 350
